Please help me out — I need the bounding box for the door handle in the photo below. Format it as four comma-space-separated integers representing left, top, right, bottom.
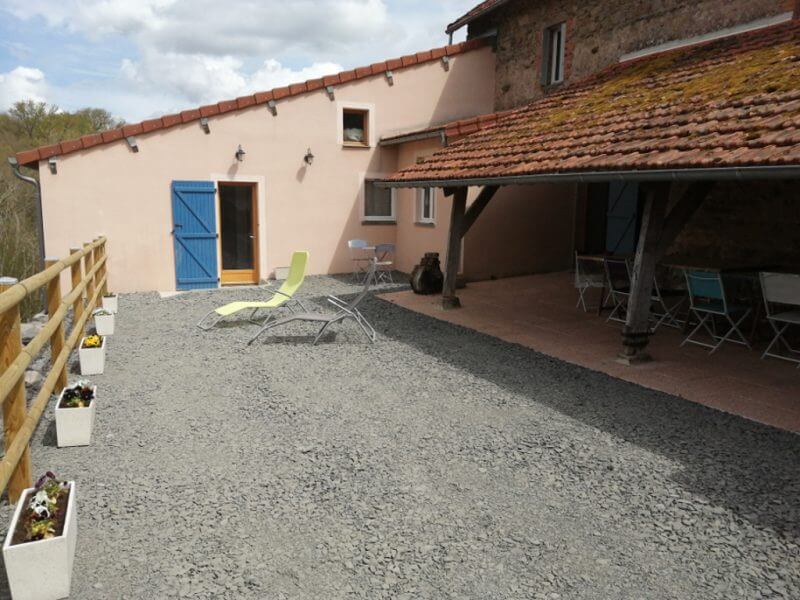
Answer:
249, 235, 255, 239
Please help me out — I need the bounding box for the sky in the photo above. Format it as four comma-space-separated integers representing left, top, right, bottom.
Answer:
0, 0, 475, 122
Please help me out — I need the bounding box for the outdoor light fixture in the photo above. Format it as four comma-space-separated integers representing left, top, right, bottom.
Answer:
235, 145, 246, 162
126, 136, 139, 153
200, 117, 210, 134
303, 148, 315, 165
48, 156, 58, 174
326, 85, 335, 101
385, 70, 394, 86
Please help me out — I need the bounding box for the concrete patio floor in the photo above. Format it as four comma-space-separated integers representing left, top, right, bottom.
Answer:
381, 272, 800, 433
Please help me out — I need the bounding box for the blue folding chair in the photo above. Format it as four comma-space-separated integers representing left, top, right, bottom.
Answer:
681, 270, 752, 354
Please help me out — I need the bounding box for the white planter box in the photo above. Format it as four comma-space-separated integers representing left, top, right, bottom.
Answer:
93, 311, 114, 336
101, 295, 118, 314
78, 337, 105, 376
55, 386, 97, 447
3, 481, 77, 600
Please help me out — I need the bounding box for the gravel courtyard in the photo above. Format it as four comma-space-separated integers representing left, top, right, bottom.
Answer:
2, 275, 799, 599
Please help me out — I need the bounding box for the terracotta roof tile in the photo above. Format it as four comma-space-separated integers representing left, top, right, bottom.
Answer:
14, 38, 491, 166
122, 123, 143, 137
389, 21, 800, 184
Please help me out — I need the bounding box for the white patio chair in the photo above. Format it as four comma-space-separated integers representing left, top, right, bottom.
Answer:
574, 253, 606, 312
759, 272, 800, 368
348, 239, 371, 282
374, 243, 395, 284
603, 258, 631, 323
649, 275, 687, 331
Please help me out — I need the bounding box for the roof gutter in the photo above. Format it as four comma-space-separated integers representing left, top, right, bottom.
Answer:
7, 157, 46, 273
446, 0, 513, 35
379, 129, 446, 147
376, 165, 800, 188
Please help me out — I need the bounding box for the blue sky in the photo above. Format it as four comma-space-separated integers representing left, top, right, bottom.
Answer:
0, 0, 475, 121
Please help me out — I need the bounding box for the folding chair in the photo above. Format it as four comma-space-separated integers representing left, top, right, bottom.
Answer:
574, 253, 607, 312
759, 272, 800, 368
681, 270, 752, 354
248, 260, 378, 346
603, 258, 631, 323
374, 243, 395, 284
649, 275, 687, 331
197, 251, 309, 330
348, 239, 372, 282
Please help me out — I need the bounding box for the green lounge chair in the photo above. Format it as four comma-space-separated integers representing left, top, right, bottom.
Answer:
197, 251, 309, 330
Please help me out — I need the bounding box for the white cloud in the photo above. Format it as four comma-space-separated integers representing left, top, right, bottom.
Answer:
0, 66, 48, 109
120, 52, 342, 106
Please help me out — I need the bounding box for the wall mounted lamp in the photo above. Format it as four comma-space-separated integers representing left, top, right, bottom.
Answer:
235, 145, 246, 162
303, 148, 315, 165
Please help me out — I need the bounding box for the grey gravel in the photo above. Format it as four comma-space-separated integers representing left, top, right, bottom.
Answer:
0, 274, 798, 599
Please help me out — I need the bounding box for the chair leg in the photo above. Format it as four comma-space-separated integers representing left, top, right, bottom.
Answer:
681, 311, 716, 349
715, 310, 752, 351
197, 311, 224, 331
313, 320, 335, 345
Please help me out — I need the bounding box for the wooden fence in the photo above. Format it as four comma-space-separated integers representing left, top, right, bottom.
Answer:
0, 237, 108, 502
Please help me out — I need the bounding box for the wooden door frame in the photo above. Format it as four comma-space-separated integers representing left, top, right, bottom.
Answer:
218, 181, 260, 285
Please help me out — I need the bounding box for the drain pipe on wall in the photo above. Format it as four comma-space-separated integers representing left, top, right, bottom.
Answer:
7, 157, 46, 274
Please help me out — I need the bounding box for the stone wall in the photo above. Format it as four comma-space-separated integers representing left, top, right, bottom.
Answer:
468, 0, 794, 110
668, 181, 800, 268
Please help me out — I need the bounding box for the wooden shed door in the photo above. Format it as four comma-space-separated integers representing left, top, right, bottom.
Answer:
171, 181, 219, 290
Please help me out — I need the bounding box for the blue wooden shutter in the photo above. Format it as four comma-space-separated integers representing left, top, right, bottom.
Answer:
171, 181, 219, 290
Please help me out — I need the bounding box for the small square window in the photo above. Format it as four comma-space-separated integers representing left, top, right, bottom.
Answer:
343, 109, 369, 147
364, 179, 395, 221
542, 23, 566, 86
416, 188, 436, 224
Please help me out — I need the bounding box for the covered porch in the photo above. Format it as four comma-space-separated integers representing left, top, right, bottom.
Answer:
381, 271, 800, 432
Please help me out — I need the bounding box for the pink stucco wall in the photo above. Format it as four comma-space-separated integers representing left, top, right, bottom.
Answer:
37, 47, 495, 293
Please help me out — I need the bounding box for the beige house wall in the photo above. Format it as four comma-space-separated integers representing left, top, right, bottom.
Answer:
36, 47, 495, 293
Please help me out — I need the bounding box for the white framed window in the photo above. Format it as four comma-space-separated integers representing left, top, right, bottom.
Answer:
416, 188, 436, 224
543, 22, 566, 85
363, 179, 395, 222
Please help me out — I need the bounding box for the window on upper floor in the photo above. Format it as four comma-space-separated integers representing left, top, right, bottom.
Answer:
343, 108, 369, 147
542, 22, 566, 86
364, 179, 395, 222
416, 188, 436, 224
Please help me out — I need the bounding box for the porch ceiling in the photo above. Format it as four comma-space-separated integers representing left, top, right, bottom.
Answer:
386, 20, 800, 187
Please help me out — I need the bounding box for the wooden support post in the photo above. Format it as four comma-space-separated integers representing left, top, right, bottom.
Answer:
619, 182, 670, 365
462, 185, 499, 237
442, 187, 468, 310
69, 247, 85, 340
83, 242, 95, 311
0, 277, 32, 502
44, 259, 68, 392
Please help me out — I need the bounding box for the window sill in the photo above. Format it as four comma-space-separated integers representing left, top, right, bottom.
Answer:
414, 221, 436, 228
343, 141, 370, 149
362, 219, 396, 226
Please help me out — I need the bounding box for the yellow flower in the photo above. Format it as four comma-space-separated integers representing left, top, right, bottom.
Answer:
83, 335, 102, 349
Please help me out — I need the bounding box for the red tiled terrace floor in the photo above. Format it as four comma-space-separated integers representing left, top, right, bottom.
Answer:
381, 272, 800, 433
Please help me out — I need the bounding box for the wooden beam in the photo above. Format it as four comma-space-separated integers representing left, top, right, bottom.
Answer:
462, 185, 499, 237
442, 187, 468, 309
442, 187, 457, 198
619, 182, 670, 365
656, 181, 714, 258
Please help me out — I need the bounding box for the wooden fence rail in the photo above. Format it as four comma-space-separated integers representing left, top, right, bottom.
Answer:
0, 237, 109, 502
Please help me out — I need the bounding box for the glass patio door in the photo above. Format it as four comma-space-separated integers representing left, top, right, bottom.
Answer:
219, 182, 259, 285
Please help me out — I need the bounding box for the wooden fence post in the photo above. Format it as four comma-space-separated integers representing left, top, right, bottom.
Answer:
97, 237, 109, 296
0, 277, 33, 502
44, 258, 68, 392
83, 242, 95, 312
69, 247, 85, 340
